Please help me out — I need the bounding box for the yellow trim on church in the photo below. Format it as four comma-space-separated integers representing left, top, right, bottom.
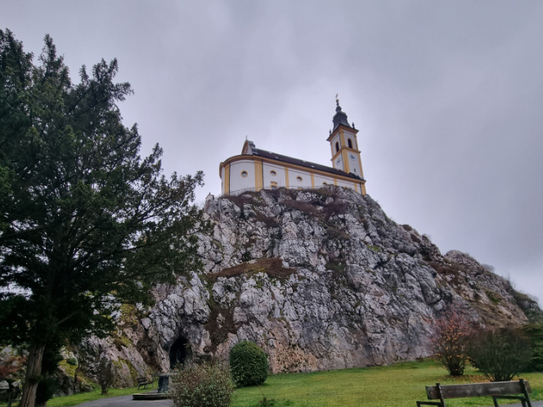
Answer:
224, 164, 230, 195
254, 159, 263, 191
284, 167, 289, 188
341, 149, 350, 173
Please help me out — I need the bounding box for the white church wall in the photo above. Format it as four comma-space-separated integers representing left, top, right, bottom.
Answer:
336, 179, 355, 190
229, 160, 256, 192
222, 157, 363, 195
287, 168, 312, 189
263, 163, 287, 189
313, 173, 334, 187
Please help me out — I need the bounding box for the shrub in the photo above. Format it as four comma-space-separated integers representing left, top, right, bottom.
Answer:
229, 341, 268, 387
97, 357, 114, 395
431, 309, 472, 376
169, 362, 234, 407
467, 327, 532, 381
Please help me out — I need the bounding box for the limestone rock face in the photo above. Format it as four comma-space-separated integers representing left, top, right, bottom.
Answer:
78, 187, 541, 381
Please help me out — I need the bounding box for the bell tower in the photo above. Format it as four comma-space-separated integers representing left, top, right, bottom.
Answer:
326, 99, 365, 181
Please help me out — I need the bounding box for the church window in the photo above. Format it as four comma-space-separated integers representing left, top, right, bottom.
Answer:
241, 171, 248, 178
270, 181, 278, 190
322, 182, 328, 185
296, 176, 303, 182
335, 142, 339, 152
270, 170, 277, 176
348, 139, 353, 148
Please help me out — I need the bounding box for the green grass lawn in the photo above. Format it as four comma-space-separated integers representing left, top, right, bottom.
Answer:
3, 360, 542, 407
231, 360, 543, 407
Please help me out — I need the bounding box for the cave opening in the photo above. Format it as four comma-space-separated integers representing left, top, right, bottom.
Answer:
169, 336, 190, 369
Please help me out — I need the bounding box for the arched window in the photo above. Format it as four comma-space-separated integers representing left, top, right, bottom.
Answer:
335, 142, 339, 152
296, 176, 303, 182
348, 139, 353, 149
241, 171, 248, 177
270, 181, 278, 190
270, 170, 277, 176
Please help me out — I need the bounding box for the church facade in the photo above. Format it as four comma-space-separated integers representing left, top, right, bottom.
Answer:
219, 102, 367, 195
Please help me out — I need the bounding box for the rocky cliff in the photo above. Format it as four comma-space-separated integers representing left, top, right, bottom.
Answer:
73, 187, 542, 386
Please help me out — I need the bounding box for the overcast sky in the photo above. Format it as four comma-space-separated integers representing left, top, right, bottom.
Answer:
3, 1, 542, 306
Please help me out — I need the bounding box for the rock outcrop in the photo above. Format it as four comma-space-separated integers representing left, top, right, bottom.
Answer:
74, 187, 542, 383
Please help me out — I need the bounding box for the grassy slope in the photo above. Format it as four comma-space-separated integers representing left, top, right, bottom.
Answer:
3, 360, 542, 407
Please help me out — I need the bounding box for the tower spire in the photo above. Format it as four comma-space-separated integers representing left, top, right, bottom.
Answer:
332, 96, 351, 130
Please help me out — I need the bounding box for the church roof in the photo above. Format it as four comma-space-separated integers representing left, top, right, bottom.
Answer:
247, 143, 365, 181
332, 100, 354, 131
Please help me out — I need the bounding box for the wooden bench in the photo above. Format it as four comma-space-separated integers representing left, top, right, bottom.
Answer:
417, 380, 532, 407
137, 376, 154, 390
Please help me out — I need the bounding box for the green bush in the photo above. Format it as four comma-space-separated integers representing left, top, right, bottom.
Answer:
467, 327, 531, 381
170, 362, 234, 407
523, 323, 543, 371
229, 341, 268, 387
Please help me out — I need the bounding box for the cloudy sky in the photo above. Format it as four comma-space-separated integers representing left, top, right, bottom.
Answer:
3, 1, 542, 305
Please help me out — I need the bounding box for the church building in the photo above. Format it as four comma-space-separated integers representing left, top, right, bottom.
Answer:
219, 101, 367, 195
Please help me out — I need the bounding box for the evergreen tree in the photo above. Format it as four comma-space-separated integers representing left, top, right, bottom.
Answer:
0, 30, 208, 407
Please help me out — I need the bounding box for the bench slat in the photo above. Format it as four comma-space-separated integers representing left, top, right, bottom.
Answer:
426, 381, 531, 400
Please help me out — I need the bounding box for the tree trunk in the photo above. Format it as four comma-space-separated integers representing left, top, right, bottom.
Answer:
19, 341, 46, 407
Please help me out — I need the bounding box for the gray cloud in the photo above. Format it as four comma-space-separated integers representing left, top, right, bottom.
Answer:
3, 0, 542, 304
